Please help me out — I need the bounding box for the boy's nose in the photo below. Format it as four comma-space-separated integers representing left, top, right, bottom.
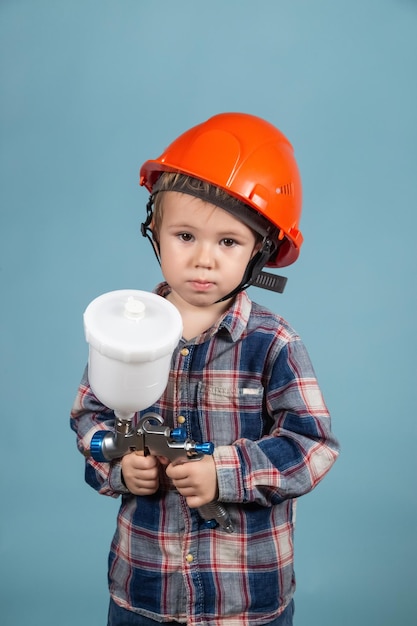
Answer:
194, 242, 214, 268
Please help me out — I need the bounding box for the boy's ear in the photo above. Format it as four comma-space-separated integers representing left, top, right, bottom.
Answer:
251, 240, 263, 258
151, 233, 161, 255
148, 224, 160, 255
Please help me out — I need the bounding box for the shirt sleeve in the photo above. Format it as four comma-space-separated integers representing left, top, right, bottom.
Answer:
214, 337, 339, 506
70, 366, 130, 497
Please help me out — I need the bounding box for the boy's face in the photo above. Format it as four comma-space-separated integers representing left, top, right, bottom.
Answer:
157, 191, 260, 308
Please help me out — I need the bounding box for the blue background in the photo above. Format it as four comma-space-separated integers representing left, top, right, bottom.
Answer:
1, 1, 416, 624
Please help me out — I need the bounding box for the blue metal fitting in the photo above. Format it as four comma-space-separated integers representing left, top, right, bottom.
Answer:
90, 431, 108, 462
194, 442, 215, 455
170, 427, 187, 442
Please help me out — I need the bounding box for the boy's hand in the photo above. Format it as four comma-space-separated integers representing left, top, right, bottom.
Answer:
121, 451, 160, 495
165, 455, 218, 508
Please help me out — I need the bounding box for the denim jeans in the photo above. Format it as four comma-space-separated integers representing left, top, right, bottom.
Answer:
107, 597, 294, 625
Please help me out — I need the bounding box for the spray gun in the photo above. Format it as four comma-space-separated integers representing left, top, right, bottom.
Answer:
89, 413, 233, 532
83, 290, 234, 533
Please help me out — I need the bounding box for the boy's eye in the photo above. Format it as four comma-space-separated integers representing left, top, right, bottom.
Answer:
221, 238, 236, 247
178, 232, 193, 242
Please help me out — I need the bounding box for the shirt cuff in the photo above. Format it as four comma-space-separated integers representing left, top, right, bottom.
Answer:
108, 460, 131, 495
213, 445, 245, 503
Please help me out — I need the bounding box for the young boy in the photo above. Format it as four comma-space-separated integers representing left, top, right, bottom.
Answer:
71, 112, 339, 626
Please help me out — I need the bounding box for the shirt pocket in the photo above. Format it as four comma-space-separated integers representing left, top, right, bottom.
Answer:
196, 381, 265, 445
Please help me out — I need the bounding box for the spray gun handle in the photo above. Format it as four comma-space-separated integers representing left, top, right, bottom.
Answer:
138, 415, 233, 533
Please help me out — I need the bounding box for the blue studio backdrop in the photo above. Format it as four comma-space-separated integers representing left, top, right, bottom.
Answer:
1, 1, 416, 625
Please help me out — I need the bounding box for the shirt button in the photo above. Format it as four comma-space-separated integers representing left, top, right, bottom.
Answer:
185, 553, 194, 563
180, 348, 189, 357
177, 415, 186, 424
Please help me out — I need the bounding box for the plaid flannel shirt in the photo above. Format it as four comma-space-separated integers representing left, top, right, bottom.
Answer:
70, 285, 339, 625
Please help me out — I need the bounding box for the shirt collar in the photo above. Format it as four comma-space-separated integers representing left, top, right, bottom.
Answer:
154, 282, 252, 343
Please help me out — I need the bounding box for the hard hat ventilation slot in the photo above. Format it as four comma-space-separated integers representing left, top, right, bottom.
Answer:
275, 183, 294, 196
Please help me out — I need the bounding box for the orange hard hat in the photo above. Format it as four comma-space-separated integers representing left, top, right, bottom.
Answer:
140, 112, 303, 267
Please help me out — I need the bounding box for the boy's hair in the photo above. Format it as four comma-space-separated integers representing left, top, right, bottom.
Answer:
151, 171, 266, 244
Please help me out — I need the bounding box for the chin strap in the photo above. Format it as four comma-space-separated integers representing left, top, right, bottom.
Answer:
141, 195, 287, 303
140, 196, 162, 266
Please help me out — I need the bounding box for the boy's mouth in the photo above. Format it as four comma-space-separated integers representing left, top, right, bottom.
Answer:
189, 279, 215, 291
